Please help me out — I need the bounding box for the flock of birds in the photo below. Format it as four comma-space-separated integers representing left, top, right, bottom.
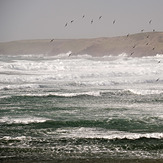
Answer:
49, 14, 118, 43
49, 15, 161, 82
128, 20, 156, 57
63, 15, 116, 27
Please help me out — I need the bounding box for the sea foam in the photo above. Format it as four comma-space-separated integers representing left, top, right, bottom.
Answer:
0, 53, 162, 87
0, 116, 48, 124
56, 127, 163, 140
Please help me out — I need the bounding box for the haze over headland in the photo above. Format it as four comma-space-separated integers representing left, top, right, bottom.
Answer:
0, 32, 163, 57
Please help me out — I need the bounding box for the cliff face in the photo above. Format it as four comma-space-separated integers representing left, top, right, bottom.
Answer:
0, 32, 163, 57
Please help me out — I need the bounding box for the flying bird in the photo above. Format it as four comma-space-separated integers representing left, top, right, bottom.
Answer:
156, 78, 159, 82
130, 52, 134, 56
149, 20, 152, 24
133, 45, 136, 48
141, 29, 144, 32
146, 43, 149, 45
99, 16, 102, 20
82, 15, 85, 18
127, 34, 130, 37
91, 19, 93, 24
65, 23, 68, 27
68, 51, 72, 57
158, 60, 161, 63
113, 20, 116, 24
50, 39, 54, 42
152, 47, 155, 50
70, 20, 74, 23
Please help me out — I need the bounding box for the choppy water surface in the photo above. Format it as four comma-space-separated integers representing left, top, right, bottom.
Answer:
0, 53, 163, 161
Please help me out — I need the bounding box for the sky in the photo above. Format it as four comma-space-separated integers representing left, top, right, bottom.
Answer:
0, 0, 163, 42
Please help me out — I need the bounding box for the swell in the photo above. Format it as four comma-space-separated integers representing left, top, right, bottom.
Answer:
1, 118, 163, 133
0, 135, 163, 159
31, 119, 163, 132
1, 89, 163, 101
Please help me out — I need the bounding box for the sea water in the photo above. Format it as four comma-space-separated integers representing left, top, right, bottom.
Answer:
0, 53, 163, 162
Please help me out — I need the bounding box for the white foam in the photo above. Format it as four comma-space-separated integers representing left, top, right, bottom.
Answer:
0, 116, 48, 124
118, 53, 128, 57
127, 89, 163, 95
23, 91, 101, 97
155, 54, 163, 58
0, 95, 11, 99
0, 84, 40, 90
52, 91, 101, 97
0, 54, 163, 87
56, 127, 163, 140
1, 136, 27, 141
56, 51, 72, 58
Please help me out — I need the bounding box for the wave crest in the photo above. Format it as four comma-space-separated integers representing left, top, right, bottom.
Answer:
56, 127, 163, 140
127, 89, 163, 95
23, 91, 101, 98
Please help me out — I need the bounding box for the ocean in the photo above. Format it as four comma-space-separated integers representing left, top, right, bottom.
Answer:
0, 53, 163, 162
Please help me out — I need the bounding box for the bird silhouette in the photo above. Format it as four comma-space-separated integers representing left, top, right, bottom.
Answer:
99, 16, 102, 20
130, 52, 134, 56
113, 20, 116, 24
91, 19, 93, 24
156, 78, 159, 82
68, 52, 72, 57
50, 39, 54, 42
149, 20, 152, 24
133, 45, 136, 48
65, 23, 68, 27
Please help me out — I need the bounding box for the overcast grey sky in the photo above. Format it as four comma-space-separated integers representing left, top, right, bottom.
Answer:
0, 0, 163, 42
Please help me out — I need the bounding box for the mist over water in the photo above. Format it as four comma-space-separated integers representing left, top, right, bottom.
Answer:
0, 53, 163, 161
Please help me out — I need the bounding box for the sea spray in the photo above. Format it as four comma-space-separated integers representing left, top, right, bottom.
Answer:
0, 54, 163, 161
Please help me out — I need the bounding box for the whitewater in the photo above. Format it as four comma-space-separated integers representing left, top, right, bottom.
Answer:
0, 53, 163, 162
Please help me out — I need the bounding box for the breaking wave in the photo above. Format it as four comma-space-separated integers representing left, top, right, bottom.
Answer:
0, 116, 48, 124
0, 54, 163, 161
56, 127, 163, 140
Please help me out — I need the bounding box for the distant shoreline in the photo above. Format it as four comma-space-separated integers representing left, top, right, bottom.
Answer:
0, 32, 163, 57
